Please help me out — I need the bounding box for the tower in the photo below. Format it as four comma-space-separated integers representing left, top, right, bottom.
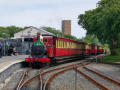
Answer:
62, 20, 71, 35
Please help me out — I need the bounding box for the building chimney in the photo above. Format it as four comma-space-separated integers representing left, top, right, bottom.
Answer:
62, 20, 71, 35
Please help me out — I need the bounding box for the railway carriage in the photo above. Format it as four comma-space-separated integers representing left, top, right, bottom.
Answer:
55, 37, 84, 57
84, 43, 91, 56
97, 46, 104, 54
43, 35, 85, 63
91, 44, 97, 55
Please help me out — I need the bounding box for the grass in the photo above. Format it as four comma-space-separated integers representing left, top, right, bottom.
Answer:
101, 55, 120, 63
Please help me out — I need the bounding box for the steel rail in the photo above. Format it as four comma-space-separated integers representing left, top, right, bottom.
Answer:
76, 69, 110, 90
16, 68, 32, 90
43, 62, 90, 90
43, 67, 74, 90
19, 64, 76, 87
18, 68, 43, 90
18, 60, 90, 89
39, 69, 43, 90
83, 67, 120, 86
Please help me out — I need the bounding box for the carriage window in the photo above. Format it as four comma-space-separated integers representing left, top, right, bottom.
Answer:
59, 40, 61, 48
68, 42, 70, 48
65, 42, 67, 48
70, 42, 71, 48
57, 40, 59, 48
66, 42, 68, 48
72, 43, 74, 48
63, 42, 65, 48
61, 41, 63, 48
60, 41, 63, 48
60, 41, 62, 48
58, 40, 60, 48
56, 40, 58, 48
44, 39, 48, 43
71, 43, 73, 48
68, 42, 69, 48
66, 42, 67, 48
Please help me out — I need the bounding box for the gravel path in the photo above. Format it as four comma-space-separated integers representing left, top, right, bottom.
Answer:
49, 70, 99, 90
0, 69, 25, 90
87, 63, 120, 81
1, 61, 120, 90
78, 68, 120, 90
19, 69, 40, 90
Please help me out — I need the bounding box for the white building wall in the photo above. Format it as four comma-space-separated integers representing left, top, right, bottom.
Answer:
13, 26, 54, 39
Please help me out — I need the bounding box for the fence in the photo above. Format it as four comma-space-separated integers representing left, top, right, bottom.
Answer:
0, 38, 33, 56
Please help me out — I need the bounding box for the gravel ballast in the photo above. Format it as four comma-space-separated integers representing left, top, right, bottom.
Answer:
1, 61, 120, 90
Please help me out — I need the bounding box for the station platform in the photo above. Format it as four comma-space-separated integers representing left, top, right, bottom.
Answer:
0, 55, 28, 73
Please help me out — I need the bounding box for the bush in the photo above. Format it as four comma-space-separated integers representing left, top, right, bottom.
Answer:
102, 55, 120, 63
111, 48, 120, 56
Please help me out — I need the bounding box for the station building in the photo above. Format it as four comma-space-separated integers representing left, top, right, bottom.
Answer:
13, 26, 54, 40
11, 26, 54, 54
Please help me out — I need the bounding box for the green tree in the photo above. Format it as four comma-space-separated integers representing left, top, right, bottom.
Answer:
78, 0, 120, 55
0, 27, 10, 38
83, 34, 100, 44
42, 26, 79, 41
0, 26, 24, 38
7, 26, 23, 37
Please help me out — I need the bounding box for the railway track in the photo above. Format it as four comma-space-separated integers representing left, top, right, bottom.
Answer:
77, 67, 120, 90
15, 60, 120, 90
16, 68, 32, 90
16, 60, 89, 90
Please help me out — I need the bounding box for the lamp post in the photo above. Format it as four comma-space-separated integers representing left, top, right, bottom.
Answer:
2, 30, 6, 56
27, 31, 31, 54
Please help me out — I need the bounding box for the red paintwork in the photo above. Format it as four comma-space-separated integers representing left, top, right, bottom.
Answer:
25, 58, 50, 62
97, 46, 104, 54
55, 37, 84, 57
26, 35, 104, 63
33, 37, 37, 42
91, 44, 97, 54
55, 48, 83, 57
43, 36, 55, 57
85, 49, 91, 54
91, 49, 97, 53
98, 49, 104, 53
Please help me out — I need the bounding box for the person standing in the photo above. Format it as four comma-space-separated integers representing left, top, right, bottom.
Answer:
9, 43, 14, 56
0, 42, 2, 58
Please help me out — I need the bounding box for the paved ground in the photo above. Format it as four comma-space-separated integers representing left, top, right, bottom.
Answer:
0, 55, 28, 63
0, 55, 28, 73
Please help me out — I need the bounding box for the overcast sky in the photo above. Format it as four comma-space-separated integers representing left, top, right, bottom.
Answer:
0, 0, 99, 38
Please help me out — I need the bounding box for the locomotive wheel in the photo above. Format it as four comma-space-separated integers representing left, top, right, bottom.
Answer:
50, 58, 57, 66
22, 62, 29, 67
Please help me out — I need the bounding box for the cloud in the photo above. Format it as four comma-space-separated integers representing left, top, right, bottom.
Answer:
0, 0, 99, 5
0, 0, 99, 38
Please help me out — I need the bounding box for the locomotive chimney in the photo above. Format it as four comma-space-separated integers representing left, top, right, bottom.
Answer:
62, 20, 71, 35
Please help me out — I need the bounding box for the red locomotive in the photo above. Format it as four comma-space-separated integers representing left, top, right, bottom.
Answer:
25, 34, 104, 66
